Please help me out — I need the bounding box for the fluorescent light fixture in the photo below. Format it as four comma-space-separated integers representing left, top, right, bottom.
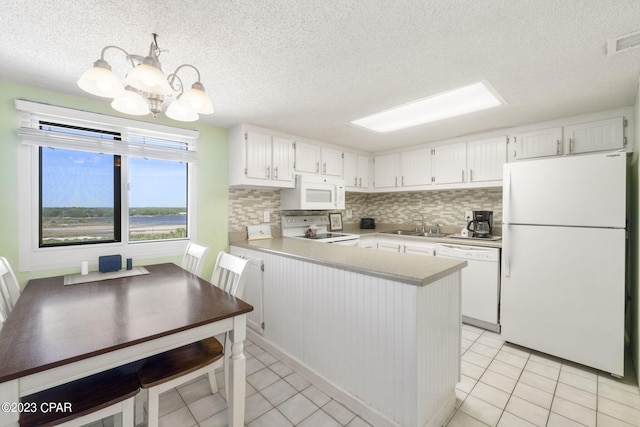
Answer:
351, 81, 505, 133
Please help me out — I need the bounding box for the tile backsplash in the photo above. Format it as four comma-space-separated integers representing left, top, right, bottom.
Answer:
228, 187, 502, 234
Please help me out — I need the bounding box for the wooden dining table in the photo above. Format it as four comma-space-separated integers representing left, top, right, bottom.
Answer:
0, 263, 253, 427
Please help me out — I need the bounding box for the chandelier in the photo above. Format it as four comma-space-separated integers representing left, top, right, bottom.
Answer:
77, 33, 213, 122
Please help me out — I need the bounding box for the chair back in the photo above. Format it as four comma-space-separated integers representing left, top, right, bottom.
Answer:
210, 252, 250, 298
0, 257, 20, 317
181, 242, 209, 276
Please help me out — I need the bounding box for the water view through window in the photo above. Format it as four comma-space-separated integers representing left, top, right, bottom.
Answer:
40, 148, 187, 246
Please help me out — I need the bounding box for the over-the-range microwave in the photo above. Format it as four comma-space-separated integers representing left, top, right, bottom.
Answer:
281, 175, 345, 210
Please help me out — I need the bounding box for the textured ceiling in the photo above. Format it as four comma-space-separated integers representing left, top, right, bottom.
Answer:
1, 0, 640, 152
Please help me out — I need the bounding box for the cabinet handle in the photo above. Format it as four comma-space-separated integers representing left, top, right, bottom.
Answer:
354, 177, 358, 186
569, 138, 573, 153
323, 163, 327, 174
266, 165, 270, 179
358, 177, 362, 187
395, 176, 398, 187
461, 170, 465, 182
316, 161, 320, 173
470, 169, 473, 182
274, 166, 278, 179
401, 176, 405, 186
558, 139, 561, 154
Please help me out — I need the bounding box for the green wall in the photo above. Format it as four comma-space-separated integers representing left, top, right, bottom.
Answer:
0, 80, 228, 285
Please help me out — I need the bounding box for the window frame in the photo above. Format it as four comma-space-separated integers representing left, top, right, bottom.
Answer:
16, 100, 199, 272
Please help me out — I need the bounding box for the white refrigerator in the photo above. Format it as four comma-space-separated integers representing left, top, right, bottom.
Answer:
501, 151, 627, 376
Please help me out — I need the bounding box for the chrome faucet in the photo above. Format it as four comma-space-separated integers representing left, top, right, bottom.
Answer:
410, 211, 425, 232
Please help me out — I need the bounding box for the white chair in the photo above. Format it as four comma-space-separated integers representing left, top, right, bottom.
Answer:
0, 256, 21, 316
180, 242, 209, 276
137, 251, 250, 427
19, 363, 139, 427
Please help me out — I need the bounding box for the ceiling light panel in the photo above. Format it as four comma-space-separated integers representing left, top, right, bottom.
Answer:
351, 81, 505, 133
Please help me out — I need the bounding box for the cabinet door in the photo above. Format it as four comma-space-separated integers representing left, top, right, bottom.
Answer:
401, 148, 431, 187
565, 117, 625, 154
467, 136, 507, 183
343, 152, 359, 189
432, 143, 467, 184
356, 155, 370, 188
271, 136, 294, 184
294, 141, 321, 173
512, 127, 562, 160
377, 239, 402, 252
321, 147, 343, 176
230, 247, 264, 334
404, 243, 435, 256
373, 153, 400, 188
358, 236, 377, 249
245, 131, 271, 180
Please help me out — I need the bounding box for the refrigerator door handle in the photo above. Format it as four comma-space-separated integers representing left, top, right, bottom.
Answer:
503, 224, 510, 277
503, 170, 511, 277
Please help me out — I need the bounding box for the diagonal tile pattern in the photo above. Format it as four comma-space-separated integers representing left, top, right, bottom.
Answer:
85, 324, 640, 426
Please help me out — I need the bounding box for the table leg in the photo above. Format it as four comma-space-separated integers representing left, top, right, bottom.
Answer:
227, 314, 247, 427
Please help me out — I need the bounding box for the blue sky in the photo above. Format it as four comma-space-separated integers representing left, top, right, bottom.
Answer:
41, 149, 187, 208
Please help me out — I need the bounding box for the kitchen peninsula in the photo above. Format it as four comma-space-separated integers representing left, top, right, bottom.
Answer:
230, 238, 466, 427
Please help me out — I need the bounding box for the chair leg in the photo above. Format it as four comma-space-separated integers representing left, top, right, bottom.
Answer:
223, 351, 230, 402
147, 387, 160, 427
208, 369, 219, 393
134, 390, 146, 426
122, 397, 135, 427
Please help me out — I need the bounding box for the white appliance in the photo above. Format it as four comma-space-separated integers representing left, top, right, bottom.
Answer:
437, 243, 501, 333
281, 215, 360, 245
281, 175, 345, 210
502, 151, 627, 376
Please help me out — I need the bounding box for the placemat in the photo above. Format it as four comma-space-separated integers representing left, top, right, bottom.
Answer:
64, 266, 149, 286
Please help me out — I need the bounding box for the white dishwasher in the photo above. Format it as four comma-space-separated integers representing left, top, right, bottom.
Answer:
436, 243, 500, 333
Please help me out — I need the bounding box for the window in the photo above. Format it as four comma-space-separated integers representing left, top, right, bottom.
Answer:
40, 148, 121, 246
16, 100, 199, 271
129, 158, 188, 242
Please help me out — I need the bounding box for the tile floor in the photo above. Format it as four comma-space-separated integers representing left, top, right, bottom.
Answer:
88, 325, 640, 427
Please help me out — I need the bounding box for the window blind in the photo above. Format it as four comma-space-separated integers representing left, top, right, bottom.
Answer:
15, 99, 199, 163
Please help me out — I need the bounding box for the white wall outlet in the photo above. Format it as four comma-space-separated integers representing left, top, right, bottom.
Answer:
346, 209, 353, 219
263, 211, 271, 223
465, 210, 473, 222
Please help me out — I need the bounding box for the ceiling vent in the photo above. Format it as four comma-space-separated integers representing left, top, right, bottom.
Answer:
607, 29, 640, 55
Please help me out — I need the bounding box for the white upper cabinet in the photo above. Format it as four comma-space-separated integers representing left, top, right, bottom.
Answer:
321, 147, 343, 177
294, 142, 343, 177
229, 125, 295, 188
294, 141, 321, 174
467, 136, 507, 183
401, 148, 432, 187
344, 152, 370, 191
432, 142, 467, 185
564, 117, 625, 154
373, 153, 401, 189
271, 136, 295, 183
511, 127, 563, 160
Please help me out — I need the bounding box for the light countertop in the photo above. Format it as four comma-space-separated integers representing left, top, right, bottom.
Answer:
231, 237, 467, 287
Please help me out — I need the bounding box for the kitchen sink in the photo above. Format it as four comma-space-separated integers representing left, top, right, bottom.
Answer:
382, 230, 449, 238
419, 233, 449, 238
382, 230, 422, 236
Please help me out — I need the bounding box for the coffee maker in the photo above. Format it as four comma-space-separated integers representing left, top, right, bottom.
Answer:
466, 211, 493, 238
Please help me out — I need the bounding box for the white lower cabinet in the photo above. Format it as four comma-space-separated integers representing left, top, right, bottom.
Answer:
357, 235, 377, 249
376, 238, 402, 252
229, 246, 265, 334
404, 241, 436, 256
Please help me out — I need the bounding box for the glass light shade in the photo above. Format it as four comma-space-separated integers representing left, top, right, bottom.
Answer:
126, 63, 172, 95
77, 63, 125, 98
179, 83, 214, 114
166, 99, 199, 122
111, 87, 150, 116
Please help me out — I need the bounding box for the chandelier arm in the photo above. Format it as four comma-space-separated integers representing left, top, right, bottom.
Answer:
168, 63, 203, 87
100, 45, 136, 68
167, 73, 185, 95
